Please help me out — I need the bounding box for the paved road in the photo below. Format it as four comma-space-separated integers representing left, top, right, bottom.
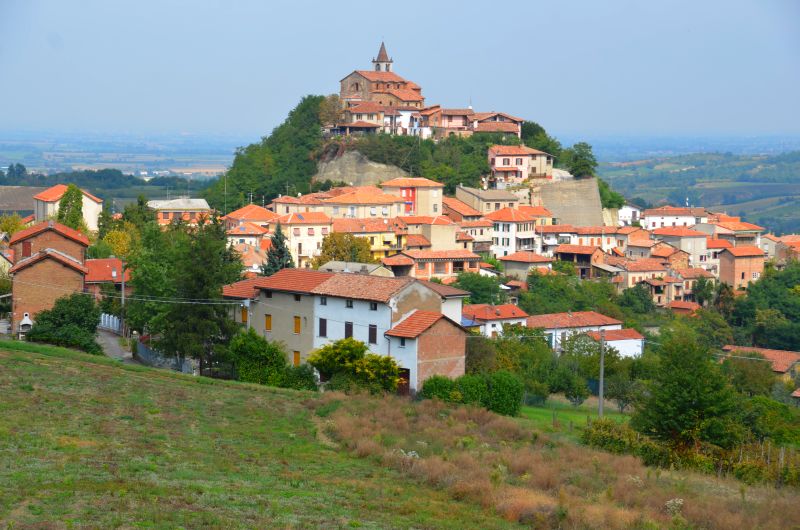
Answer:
97, 330, 138, 364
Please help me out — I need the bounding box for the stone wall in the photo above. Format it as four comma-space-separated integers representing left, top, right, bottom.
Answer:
531, 177, 605, 226
312, 150, 409, 187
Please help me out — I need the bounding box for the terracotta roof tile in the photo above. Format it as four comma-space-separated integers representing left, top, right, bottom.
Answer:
675, 267, 714, 279
574, 225, 619, 235
277, 212, 331, 225
707, 238, 733, 249
33, 184, 102, 204
714, 221, 765, 232
722, 345, 800, 373
458, 219, 493, 228
642, 206, 707, 217
489, 145, 551, 156
85, 258, 130, 283
463, 303, 529, 321
372, 88, 425, 102
473, 122, 520, 133
484, 207, 534, 223
443, 197, 482, 217
225, 204, 279, 222
586, 328, 644, 341
721, 246, 764, 258
667, 300, 701, 311
346, 101, 385, 114
352, 70, 407, 82
399, 215, 453, 225
405, 234, 431, 247
257, 268, 334, 294
9, 248, 88, 275
402, 249, 480, 260
385, 310, 447, 338
311, 274, 414, 303
653, 227, 706, 237
332, 218, 395, 233
382, 254, 414, 266
223, 277, 271, 299
9, 221, 90, 247
341, 120, 381, 128
518, 205, 553, 217
555, 244, 601, 255
536, 224, 576, 234
499, 251, 552, 263
381, 177, 443, 188
621, 258, 668, 272
526, 311, 622, 329
455, 231, 473, 241
227, 222, 269, 236
417, 279, 469, 297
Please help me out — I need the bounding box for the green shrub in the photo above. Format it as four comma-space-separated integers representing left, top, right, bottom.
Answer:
28, 323, 102, 355
307, 337, 367, 379
420, 375, 455, 401
229, 329, 287, 386
282, 364, 317, 391
326, 372, 365, 394
524, 380, 550, 406
455, 374, 489, 406
485, 371, 524, 416
27, 293, 102, 354
351, 353, 401, 393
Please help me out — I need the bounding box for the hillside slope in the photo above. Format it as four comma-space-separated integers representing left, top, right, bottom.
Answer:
0, 345, 513, 529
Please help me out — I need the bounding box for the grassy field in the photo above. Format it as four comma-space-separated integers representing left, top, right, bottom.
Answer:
0, 343, 514, 529
520, 398, 627, 442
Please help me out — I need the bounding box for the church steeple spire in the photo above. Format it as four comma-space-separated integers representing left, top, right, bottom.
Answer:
372, 41, 393, 72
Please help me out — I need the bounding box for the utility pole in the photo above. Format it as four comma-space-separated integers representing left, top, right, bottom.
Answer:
598, 328, 605, 418
120, 258, 126, 336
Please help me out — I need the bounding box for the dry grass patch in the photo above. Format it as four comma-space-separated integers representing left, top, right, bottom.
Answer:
310, 392, 800, 529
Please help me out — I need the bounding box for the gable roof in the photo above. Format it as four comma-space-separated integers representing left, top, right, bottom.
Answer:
489, 144, 551, 156
620, 258, 668, 272
586, 328, 644, 341
277, 212, 332, 225
442, 197, 482, 217
226, 204, 279, 222
257, 269, 335, 294
332, 217, 395, 234
405, 234, 431, 247
667, 300, 701, 312
463, 303, 528, 321
9, 221, 90, 247
714, 221, 764, 232
350, 70, 406, 83
311, 274, 414, 303
458, 218, 493, 228
675, 267, 715, 279
33, 184, 102, 204
398, 215, 453, 226
346, 101, 386, 114
223, 277, 271, 299
385, 310, 463, 339
555, 244, 601, 255
653, 227, 706, 237
9, 248, 88, 275
457, 186, 518, 201
227, 222, 269, 236
484, 207, 534, 223
706, 238, 733, 249
401, 249, 480, 260
518, 205, 553, 217
416, 279, 469, 298
473, 122, 520, 133
526, 311, 622, 330
642, 206, 707, 217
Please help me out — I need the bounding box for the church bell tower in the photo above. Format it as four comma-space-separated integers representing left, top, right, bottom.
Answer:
372, 42, 393, 72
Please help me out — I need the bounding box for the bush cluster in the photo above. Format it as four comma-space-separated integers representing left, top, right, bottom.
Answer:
27, 294, 102, 355
419, 371, 524, 417
308, 337, 400, 393
229, 329, 317, 391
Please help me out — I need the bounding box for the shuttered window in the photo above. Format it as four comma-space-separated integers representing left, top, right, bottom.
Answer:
344, 321, 353, 338
240, 307, 248, 323
293, 351, 301, 366
319, 318, 327, 337
293, 316, 301, 334
265, 314, 272, 331
368, 325, 377, 344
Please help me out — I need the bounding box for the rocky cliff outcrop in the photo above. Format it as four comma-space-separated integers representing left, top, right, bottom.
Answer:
312, 150, 408, 186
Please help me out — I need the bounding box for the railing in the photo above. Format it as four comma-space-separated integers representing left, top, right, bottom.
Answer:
134, 339, 195, 374
99, 313, 122, 335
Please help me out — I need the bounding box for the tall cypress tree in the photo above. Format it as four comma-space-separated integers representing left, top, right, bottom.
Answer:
262, 222, 294, 276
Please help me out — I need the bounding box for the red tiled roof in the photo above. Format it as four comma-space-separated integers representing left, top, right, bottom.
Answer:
653, 227, 706, 237
312, 274, 414, 303
667, 300, 701, 312
440, 108, 474, 116
642, 206, 707, 217
555, 244, 601, 255
722, 345, 800, 374
257, 268, 334, 294
518, 205, 553, 217
346, 101, 385, 114
489, 145, 550, 156
373, 88, 424, 102
332, 218, 395, 234
342, 120, 381, 128
223, 277, 270, 299
417, 279, 469, 298
499, 251, 552, 263
714, 221, 764, 232
381, 177, 443, 188
399, 215, 453, 225
33, 184, 102, 204
21, 214, 35, 225
721, 246, 764, 258
627, 239, 657, 248
227, 222, 269, 236
651, 245, 681, 258
352, 70, 407, 82
586, 328, 644, 341
458, 219, 493, 228
526, 311, 622, 330
472, 111, 524, 123
9, 248, 88, 275
536, 224, 576, 234
463, 303, 528, 321
494, 166, 521, 172
443, 197, 481, 217
85, 258, 130, 283
9, 221, 90, 247
621, 258, 667, 272
385, 310, 449, 338
234, 243, 268, 269
402, 249, 480, 260
277, 212, 331, 225
484, 207, 534, 223
574, 225, 619, 235
382, 254, 414, 266
675, 267, 714, 279
405, 234, 431, 247
456, 231, 473, 242
226, 204, 279, 222
474, 122, 520, 133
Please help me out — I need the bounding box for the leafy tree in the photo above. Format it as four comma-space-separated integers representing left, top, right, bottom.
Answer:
559, 332, 622, 380
606, 374, 643, 413
311, 232, 374, 268
97, 207, 117, 239
721, 351, 776, 397
465, 334, 497, 374
122, 195, 154, 231
598, 178, 626, 209
307, 337, 367, 379
318, 94, 342, 127
453, 272, 504, 304
103, 229, 134, 258
0, 213, 25, 236
564, 372, 590, 407
308, 337, 399, 392
262, 223, 294, 275
561, 142, 597, 177
619, 284, 655, 314
56, 183, 85, 231
693, 276, 715, 307
27, 293, 102, 354
87, 239, 114, 259
494, 325, 555, 400
551, 260, 576, 275
631, 324, 740, 449
4, 163, 27, 180
683, 309, 734, 349
351, 354, 401, 392
741, 396, 800, 444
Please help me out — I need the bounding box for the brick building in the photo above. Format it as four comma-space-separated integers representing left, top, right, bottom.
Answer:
9, 221, 89, 337
718, 246, 765, 290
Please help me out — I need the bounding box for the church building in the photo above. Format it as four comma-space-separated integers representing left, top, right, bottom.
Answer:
339, 42, 425, 110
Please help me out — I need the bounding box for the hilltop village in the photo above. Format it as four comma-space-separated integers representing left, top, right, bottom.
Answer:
3, 43, 800, 395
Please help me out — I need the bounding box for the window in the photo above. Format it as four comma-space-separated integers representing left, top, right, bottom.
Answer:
752, 272, 760, 279
349, 206, 356, 216
162, 212, 169, 220
370, 207, 377, 216
401, 190, 406, 197
293, 316, 301, 334
293, 351, 300, 367
741, 272, 745, 280
495, 202, 501, 210
503, 158, 510, 165
319, 318, 327, 337
345, 299, 354, 308
368, 325, 377, 344
333, 207, 339, 216
344, 321, 353, 338
240, 307, 248, 323
433, 204, 438, 213
516, 158, 523, 165
434, 262, 446, 274
189, 212, 196, 220
369, 302, 378, 311
265, 314, 272, 331
417, 261, 426, 271
382, 207, 388, 216
399, 337, 406, 348
298, 243, 302, 255
293, 227, 300, 236
294, 294, 301, 302
264, 290, 272, 298
307, 227, 314, 236
319, 296, 327, 305
22, 241, 31, 258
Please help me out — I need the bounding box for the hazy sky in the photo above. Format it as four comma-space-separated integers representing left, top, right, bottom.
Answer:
1, 0, 798, 138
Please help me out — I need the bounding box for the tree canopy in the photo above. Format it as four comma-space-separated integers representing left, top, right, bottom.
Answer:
262, 223, 294, 276
56, 184, 85, 231
311, 232, 374, 268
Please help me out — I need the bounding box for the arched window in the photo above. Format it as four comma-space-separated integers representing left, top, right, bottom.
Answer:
375, 63, 381, 71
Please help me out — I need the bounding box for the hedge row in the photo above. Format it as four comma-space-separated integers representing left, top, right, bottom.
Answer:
419, 371, 524, 416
